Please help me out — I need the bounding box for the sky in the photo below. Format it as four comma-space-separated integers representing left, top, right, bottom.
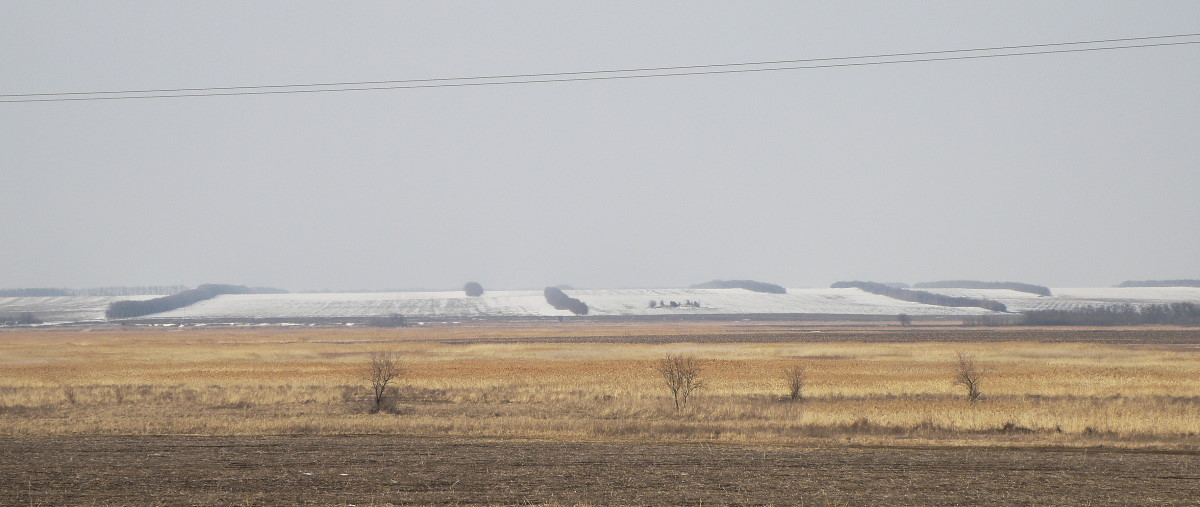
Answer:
2, 1, 1198, 291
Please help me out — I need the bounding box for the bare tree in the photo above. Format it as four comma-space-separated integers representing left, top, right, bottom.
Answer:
365, 351, 405, 413
657, 354, 705, 410
897, 313, 912, 327
784, 364, 806, 402
954, 352, 982, 402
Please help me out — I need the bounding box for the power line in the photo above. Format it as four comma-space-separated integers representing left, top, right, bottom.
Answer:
6, 32, 1198, 98
3, 35, 1198, 104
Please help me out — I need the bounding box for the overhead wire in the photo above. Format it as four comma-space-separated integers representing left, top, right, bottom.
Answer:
2, 33, 1198, 103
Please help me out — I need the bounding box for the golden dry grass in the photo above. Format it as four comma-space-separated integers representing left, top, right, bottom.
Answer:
1, 325, 1198, 448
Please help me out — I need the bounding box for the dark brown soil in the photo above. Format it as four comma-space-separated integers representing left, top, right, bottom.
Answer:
3, 436, 1198, 505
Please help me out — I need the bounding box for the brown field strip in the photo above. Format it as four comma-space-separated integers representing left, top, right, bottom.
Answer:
2, 435, 1198, 505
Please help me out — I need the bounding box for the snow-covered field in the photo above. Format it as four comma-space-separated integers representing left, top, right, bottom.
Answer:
916, 287, 1200, 313
5, 287, 1199, 324
139, 288, 995, 321
0, 295, 162, 323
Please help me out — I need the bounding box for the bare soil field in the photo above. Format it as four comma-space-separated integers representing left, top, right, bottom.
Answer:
3, 435, 1199, 505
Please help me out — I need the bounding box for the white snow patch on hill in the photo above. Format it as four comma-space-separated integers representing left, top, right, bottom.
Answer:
145, 288, 994, 320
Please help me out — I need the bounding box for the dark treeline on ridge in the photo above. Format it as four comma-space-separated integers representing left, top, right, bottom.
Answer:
105, 284, 284, 319
690, 280, 787, 294
832, 281, 1008, 312
1118, 280, 1200, 288
913, 280, 1052, 297
543, 287, 589, 315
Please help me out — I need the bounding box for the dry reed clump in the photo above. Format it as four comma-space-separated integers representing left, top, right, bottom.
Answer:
1, 327, 1199, 446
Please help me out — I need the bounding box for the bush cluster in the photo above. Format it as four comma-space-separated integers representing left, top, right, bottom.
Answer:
544, 287, 589, 315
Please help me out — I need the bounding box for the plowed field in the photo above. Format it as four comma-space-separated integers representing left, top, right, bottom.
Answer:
3, 436, 1198, 505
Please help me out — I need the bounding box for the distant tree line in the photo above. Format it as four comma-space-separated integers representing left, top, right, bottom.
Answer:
105, 284, 268, 319
961, 314, 1025, 327
1117, 280, 1200, 288
0, 312, 43, 326
1022, 303, 1200, 326
0, 288, 74, 297
364, 313, 408, 328
831, 281, 1008, 312
689, 280, 787, 294
544, 287, 589, 315
913, 280, 1052, 297
0, 286, 194, 297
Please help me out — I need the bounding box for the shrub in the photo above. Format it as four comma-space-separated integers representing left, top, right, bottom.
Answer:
658, 354, 705, 409
953, 352, 983, 402
364, 351, 405, 414
784, 365, 806, 402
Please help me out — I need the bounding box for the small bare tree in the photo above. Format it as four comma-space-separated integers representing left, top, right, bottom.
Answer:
658, 354, 705, 410
365, 351, 404, 413
954, 351, 982, 402
784, 364, 806, 402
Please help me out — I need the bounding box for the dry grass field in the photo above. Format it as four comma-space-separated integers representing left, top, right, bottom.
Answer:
2, 322, 1199, 504
2, 323, 1198, 445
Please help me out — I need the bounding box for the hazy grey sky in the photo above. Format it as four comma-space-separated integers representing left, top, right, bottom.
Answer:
3, 2, 1198, 291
